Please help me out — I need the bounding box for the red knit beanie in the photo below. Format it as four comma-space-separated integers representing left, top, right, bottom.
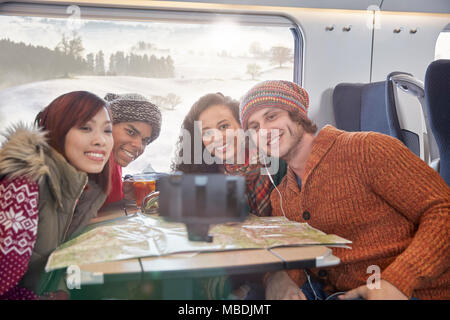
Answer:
239, 80, 309, 130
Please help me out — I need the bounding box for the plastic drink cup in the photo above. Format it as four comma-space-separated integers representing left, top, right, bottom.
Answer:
133, 179, 156, 207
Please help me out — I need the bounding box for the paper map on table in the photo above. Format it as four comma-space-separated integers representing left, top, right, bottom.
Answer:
45, 213, 351, 271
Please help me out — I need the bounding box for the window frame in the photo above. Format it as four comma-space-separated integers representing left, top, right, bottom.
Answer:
0, 1, 304, 85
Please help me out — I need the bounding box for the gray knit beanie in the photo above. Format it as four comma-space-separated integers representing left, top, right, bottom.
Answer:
105, 93, 162, 144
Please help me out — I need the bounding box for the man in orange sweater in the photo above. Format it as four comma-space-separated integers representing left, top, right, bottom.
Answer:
240, 80, 449, 300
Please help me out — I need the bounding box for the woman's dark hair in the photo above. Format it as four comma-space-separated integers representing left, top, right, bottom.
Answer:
34, 91, 112, 194
171, 92, 240, 173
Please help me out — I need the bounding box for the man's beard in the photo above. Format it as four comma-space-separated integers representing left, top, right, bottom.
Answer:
281, 125, 305, 162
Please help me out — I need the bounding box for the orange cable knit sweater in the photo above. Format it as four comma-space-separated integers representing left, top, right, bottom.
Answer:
269, 125, 450, 299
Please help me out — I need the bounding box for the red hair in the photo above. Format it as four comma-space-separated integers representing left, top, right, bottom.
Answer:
35, 91, 112, 194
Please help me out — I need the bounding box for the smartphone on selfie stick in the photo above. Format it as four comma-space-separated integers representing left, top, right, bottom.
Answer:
158, 173, 248, 242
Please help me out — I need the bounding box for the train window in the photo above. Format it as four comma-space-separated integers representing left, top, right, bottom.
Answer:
435, 24, 450, 60
0, 3, 300, 174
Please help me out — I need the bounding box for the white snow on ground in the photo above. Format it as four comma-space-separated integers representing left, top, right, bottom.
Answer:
0, 67, 291, 174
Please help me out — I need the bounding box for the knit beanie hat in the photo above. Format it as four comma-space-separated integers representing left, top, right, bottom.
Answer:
239, 80, 309, 130
105, 93, 162, 144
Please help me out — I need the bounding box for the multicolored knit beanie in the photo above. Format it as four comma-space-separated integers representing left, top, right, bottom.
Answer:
105, 93, 162, 144
239, 80, 309, 130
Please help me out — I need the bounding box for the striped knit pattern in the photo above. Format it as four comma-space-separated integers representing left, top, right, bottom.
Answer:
240, 80, 309, 130
104, 93, 162, 143
270, 125, 450, 299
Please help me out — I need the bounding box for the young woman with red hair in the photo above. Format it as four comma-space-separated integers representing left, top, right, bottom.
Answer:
0, 91, 113, 299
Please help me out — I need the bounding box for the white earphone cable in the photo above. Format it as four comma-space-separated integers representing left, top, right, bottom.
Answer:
262, 155, 287, 220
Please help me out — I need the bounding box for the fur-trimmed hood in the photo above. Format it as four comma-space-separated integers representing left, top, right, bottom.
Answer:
0, 122, 50, 183
0, 122, 89, 209
0, 123, 107, 293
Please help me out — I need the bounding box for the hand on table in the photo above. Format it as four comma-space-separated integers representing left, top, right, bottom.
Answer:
265, 271, 306, 300
339, 280, 408, 300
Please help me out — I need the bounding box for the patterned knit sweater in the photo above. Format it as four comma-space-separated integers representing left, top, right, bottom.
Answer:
270, 125, 450, 299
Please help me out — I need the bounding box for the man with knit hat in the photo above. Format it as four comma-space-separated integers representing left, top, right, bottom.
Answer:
240, 80, 449, 300
103, 93, 162, 205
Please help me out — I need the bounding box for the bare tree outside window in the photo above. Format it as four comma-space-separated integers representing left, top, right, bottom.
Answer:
247, 63, 262, 80
165, 93, 182, 111
249, 41, 264, 58
270, 46, 292, 68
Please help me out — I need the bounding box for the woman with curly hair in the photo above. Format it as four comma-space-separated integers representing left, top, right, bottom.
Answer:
171, 92, 286, 299
172, 92, 286, 218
